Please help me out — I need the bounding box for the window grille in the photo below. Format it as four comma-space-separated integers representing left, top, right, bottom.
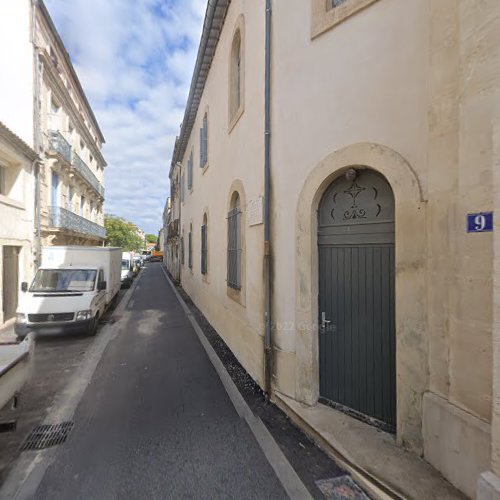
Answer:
187, 152, 193, 190
201, 224, 207, 274
200, 113, 208, 168
188, 230, 192, 269
227, 206, 241, 289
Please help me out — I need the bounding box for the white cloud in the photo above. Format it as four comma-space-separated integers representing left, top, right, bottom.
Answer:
44, 0, 205, 234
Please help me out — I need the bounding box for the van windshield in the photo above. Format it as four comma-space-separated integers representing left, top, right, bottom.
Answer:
31, 269, 97, 292
121, 260, 130, 270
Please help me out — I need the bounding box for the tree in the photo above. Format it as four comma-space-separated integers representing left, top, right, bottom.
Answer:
146, 234, 158, 244
105, 215, 143, 252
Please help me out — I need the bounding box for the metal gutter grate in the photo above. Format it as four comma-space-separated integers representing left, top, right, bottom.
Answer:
21, 422, 74, 451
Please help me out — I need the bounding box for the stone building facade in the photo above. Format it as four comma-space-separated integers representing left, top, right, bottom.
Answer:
34, 1, 106, 247
166, 0, 500, 497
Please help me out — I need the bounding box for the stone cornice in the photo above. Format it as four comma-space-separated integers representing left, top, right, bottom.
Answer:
40, 50, 107, 168
0, 121, 39, 162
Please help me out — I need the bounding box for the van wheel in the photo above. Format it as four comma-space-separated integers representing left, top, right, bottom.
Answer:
88, 314, 99, 337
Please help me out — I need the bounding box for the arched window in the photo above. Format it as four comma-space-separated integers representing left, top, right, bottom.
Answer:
229, 28, 243, 124
201, 213, 208, 275
227, 193, 241, 289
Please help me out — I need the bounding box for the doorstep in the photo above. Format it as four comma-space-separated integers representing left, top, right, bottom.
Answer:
274, 392, 466, 500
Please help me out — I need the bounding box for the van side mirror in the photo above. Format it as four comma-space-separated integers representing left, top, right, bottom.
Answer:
97, 280, 107, 291
21, 282, 28, 292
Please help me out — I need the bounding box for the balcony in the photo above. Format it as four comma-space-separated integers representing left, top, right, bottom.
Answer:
72, 152, 105, 198
47, 131, 105, 199
167, 219, 179, 239
48, 206, 106, 240
47, 131, 72, 164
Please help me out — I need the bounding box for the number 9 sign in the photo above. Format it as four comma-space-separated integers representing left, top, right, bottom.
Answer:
467, 212, 493, 233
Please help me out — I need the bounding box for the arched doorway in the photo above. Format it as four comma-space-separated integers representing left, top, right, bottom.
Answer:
318, 168, 396, 431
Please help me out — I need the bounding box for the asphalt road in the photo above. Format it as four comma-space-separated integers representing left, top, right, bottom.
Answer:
34, 263, 288, 500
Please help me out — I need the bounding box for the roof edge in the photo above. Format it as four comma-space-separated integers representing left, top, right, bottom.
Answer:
169, 0, 231, 175
0, 121, 39, 162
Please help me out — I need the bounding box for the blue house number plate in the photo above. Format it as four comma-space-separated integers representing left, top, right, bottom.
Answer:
467, 212, 493, 233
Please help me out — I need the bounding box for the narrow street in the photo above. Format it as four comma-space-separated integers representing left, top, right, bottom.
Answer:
33, 263, 289, 499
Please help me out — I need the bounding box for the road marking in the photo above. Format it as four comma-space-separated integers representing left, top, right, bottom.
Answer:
160, 265, 312, 500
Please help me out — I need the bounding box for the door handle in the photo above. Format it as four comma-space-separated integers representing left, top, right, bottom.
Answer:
321, 312, 331, 330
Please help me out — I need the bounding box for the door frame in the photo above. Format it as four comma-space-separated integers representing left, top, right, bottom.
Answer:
294, 142, 427, 453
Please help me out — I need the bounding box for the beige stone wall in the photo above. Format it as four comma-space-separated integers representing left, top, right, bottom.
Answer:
179, 0, 267, 385
176, 0, 500, 495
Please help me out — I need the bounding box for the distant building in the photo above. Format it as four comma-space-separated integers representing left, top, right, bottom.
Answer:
136, 228, 146, 248
165, 165, 181, 282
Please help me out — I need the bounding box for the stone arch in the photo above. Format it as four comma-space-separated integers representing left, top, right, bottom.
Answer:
294, 142, 427, 453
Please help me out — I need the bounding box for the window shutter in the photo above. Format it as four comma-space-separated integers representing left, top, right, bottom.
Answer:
188, 230, 192, 269
201, 224, 207, 274
200, 128, 204, 167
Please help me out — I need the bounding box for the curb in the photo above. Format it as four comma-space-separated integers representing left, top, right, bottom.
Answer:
0, 275, 142, 500
160, 266, 313, 500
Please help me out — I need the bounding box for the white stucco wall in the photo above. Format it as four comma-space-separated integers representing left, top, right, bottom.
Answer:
0, 0, 34, 147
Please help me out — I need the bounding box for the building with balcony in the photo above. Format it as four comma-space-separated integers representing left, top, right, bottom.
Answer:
34, 1, 106, 246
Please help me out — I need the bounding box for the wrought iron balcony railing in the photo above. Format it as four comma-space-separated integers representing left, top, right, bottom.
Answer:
47, 131, 72, 164
72, 152, 105, 198
48, 206, 106, 240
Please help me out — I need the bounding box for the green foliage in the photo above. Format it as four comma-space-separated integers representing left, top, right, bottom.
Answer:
104, 215, 143, 252
146, 234, 158, 244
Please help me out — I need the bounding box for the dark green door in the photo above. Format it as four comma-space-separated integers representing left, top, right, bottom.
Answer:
318, 169, 396, 431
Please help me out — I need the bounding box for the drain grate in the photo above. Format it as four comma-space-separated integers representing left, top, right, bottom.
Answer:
21, 422, 74, 451
316, 475, 369, 499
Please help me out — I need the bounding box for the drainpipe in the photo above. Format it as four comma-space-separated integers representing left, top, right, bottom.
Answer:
31, 0, 43, 268
264, 0, 273, 396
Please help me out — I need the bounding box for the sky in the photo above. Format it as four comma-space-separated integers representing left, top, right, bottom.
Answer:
45, 0, 206, 235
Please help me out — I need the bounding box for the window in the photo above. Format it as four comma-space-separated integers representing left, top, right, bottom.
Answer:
67, 185, 74, 210
227, 193, 242, 289
200, 113, 208, 168
229, 28, 243, 124
0, 166, 6, 196
311, 0, 379, 38
187, 151, 193, 190
51, 171, 59, 207
330, 0, 348, 7
181, 235, 185, 266
49, 99, 61, 130
180, 173, 185, 202
201, 215, 208, 275
80, 195, 85, 217
188, 224, 193, 269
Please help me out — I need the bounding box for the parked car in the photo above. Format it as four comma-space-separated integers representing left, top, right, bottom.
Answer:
132, 255, 142, 276
121, 252, 134, 288
142, 250, 152, 262
15, 246, 122, 339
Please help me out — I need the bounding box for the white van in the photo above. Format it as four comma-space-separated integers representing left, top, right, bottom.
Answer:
15, 246, 122, 339
121, 252, 134, 288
